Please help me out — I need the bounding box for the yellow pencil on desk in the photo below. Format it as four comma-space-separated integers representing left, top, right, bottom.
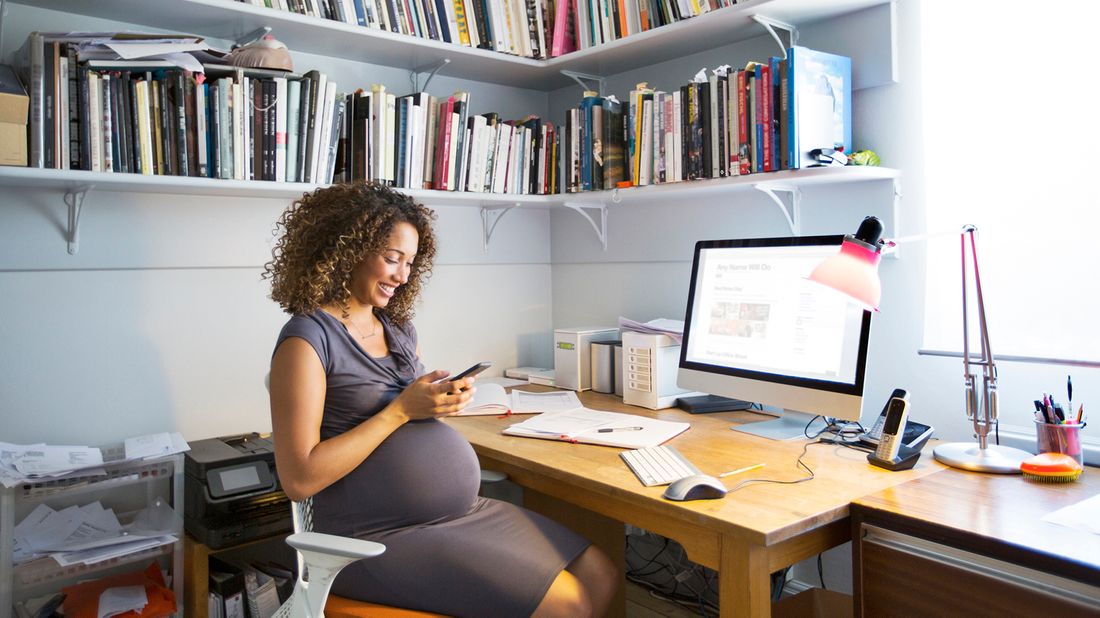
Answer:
718, 463, 766, 478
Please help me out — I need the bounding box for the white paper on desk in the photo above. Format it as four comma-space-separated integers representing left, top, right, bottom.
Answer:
1041, 492, 1100, 535
13, 503, 54, 563
97, 585, 147, 618
510, 390, 583, 414
510, 408, 621, 435
55, 534, 177, 567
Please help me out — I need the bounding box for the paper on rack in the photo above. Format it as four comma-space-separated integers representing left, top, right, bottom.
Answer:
96, 585, 147, 618
7, 444, 104, 477
124, 432, 190, 461
1041, 493, 1100, 535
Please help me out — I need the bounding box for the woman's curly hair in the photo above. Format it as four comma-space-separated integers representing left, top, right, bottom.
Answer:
264, 182, 437, 325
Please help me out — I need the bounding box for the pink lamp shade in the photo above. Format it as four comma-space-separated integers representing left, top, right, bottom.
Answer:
808, 236, 883, 311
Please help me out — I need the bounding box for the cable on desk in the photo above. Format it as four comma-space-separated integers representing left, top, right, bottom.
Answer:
817, 554, 827, 590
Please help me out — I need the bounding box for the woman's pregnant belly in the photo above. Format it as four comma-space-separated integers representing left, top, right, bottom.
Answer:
313, 419, 482, 536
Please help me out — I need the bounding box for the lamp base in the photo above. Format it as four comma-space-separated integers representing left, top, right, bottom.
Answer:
932, 442, 1031, 474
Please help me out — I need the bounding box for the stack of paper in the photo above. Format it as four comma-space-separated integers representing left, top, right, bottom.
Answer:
13, 500, 178, 567
0, 432, 190, 487
618, 317, 685, 343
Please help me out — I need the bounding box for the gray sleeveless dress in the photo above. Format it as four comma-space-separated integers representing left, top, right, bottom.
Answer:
275, 310, 590, 617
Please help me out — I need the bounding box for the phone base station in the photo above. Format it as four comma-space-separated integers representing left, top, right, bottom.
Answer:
867, 444, 921, 471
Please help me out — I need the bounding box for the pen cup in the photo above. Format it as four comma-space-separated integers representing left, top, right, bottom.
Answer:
1034, 420, 1084, 466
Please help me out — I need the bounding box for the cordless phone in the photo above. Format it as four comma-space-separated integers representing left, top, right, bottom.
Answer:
874, 393, 910, 461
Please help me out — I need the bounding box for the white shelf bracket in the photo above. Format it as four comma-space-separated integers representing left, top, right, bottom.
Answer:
752, 15, 798, 58
560, 70, 606, 96
562, 201, 609, 250
412, 58, 451, 92
481, 203, 519, 251
64, 185, 92, 255
753, 183, 801, 235
887, 177, 902, 259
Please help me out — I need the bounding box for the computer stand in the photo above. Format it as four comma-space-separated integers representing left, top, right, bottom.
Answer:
732, 409, 818, 441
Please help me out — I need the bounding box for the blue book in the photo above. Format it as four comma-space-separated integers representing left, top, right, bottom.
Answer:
786, 46, 852, 169
579, 94, 602, 191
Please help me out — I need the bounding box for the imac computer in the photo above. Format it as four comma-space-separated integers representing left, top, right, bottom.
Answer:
677, 235, 873, 440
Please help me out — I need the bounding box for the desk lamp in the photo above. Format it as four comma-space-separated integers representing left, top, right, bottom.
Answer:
808, 216, 1031, 473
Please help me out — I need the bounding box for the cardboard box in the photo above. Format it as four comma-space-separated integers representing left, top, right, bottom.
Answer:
0, 122, 27, 166
0, 64, 28, 124
772, 588, 853, 618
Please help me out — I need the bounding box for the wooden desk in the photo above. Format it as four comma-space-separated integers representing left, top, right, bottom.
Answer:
851, 467, 1100, 615
445, 388, 944, 617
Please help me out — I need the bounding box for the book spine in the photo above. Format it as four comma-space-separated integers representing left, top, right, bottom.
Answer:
196, 79, 209, 178
87, 73, 102, 172
761, 62, 771, 173
176, 71, 190, 176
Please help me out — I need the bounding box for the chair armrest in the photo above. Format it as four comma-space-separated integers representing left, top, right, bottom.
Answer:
285, 532, 386, 559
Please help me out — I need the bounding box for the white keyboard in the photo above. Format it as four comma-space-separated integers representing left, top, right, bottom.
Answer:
621, 445, 702, 487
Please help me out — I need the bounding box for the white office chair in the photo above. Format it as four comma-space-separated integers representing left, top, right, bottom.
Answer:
264, 373, 508, 617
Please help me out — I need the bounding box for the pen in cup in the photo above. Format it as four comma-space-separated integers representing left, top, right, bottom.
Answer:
597, 426, 643, 433
718, 463, 766, 478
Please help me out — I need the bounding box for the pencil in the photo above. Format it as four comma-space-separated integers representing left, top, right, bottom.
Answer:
718, 463, 766, 478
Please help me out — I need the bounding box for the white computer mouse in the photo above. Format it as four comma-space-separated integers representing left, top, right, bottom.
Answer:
662, 474, 728, 501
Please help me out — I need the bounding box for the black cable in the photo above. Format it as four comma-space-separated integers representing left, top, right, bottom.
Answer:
817, 554, 827, 590
625, 535, 669, 577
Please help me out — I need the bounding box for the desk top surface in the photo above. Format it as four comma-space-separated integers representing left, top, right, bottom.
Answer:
445, 387, 944, 547
852, 465, 1100, 575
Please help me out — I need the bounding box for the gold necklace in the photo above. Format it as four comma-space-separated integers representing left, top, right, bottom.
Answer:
346, 313, 380, 340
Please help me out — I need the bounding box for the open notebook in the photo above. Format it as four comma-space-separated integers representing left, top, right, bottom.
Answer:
503, 408, 689, 449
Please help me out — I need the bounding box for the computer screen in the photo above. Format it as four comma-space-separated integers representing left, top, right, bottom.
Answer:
677, 236, 872, 440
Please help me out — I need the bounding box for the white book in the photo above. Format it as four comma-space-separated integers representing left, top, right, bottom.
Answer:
462, 0, 480, 47
87, 72, 102, 172
307, 73, 329, 182
457, 122, 472, 192
314, 80, 337, 183
324, 96, 344, 182
467, 116, 487, 191
217, 77, 233, 180
341, 0, 358, 23
274, 77, 288, 182
383, 92, 395, 183
58, 55, 69, 170
709, 73, 719, 178
533, 0, 548, 57
232, 81, 244, 180
510, 0, 531, 57
241, 76, 251, 180
421, 93, 437, 188
409, 98, 423, 188
286, 79, 301, 182
196, 80, 209, 177
402, 96, 414, 187
639, 98, 652, 185
492, 123, 511, 193
510, 127, 523, 193
369, 84, 385, 182
489, 0, 510, 53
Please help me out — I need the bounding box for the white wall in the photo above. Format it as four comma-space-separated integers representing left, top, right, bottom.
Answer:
0, 4, 554, 445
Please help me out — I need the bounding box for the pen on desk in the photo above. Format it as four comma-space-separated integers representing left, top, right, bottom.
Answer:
597, 426, 644, 433
1078, 404, 1085, 425
1067, 375, 1073, 416
718, 463, 766, 478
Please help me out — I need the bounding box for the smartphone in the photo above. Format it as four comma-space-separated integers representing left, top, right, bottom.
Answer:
448, 361, 492, 382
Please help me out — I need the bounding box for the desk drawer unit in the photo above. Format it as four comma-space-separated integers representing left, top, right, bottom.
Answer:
858, 525, 1100, 616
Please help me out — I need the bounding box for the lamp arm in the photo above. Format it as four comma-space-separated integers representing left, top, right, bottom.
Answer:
961, 224, 998, 449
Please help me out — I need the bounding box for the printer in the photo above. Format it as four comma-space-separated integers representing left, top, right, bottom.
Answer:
184, 433, 292, 549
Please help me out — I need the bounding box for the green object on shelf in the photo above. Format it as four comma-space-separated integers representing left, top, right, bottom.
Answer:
849, 150, 881, 166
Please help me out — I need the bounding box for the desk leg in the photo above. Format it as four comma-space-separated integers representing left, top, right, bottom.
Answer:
524, 489, 627, 618
183, 534, 211, 618
719, 535, 770, 618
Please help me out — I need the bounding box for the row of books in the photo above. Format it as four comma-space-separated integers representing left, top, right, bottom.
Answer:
20, 32, 562, 194
563, 46, 852, 192
344, 88, 560, 194
234, 0, 739, 59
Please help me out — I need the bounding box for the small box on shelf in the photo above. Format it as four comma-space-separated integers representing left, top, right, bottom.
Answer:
0, 64, 28, 167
